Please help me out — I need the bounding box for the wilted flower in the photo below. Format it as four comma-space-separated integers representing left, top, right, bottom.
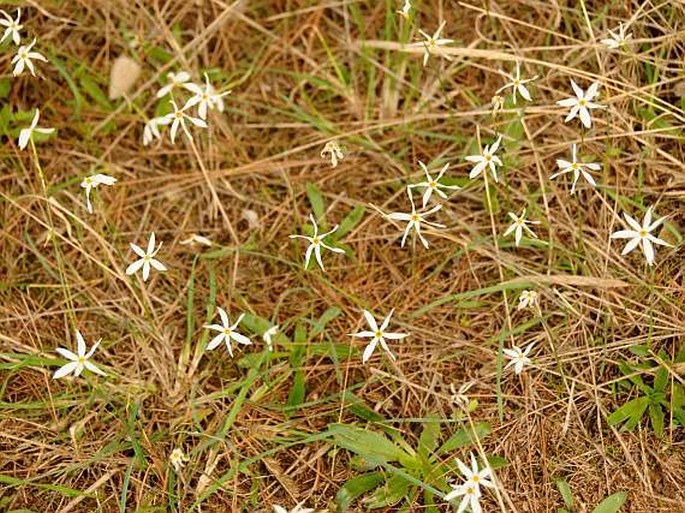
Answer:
504, 343, 534, 374
321, 141, 345, 168
53, 330, 106, 379
517, 290, 539, 311
18, 109, 54, 150
490, 95, 505, 116
556, 80, 601, 129
262, 325, 279, 351
550, 143, 600, 194
450, 381, 475, 409
11, 38, 47, 77
396, 0, 412, 19
80, 173, 117, 214
419, 21, 453, 66
179, 234, 212, 247
169, 448, 189, 473
610, 207, 671, 266
289, 213, 345, 270
350, 309, 408, 363
503, 210, 540, 247
125, 232, 167, 281
142, 116, 170, 146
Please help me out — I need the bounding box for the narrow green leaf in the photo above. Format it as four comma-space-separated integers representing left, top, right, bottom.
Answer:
335, 205, 365, 239
329, 424, 413, 467
555, 479, 574, 508
438, 422, 490, 455
306, 182, 326, 223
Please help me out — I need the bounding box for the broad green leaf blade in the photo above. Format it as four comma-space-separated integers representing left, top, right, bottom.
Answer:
607, 396, 649, 431
591, 492, 627, 513
437, 422, 490, 455
335, 205, 365, 239
335, 472, 384, 512
363, 474, 412, 509
328, 424, 414, 467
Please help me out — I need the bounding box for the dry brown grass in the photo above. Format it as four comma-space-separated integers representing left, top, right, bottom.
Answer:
1, 0, 684, 512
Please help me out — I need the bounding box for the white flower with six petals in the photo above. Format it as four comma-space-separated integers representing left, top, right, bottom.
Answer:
418, 21, 453, 66
125, 232, 167, 281
409, 161, 460, 207
53, 330, 106, 379
163, 100, 208, 143
610, 207, 671, 266
350, 309, 408, 363
503, 210, 540, 247
289, 213, 345, 270
504, 342, 534, 374
204, 307, 252, 356
517, 290, 539, 311
11, 38, 47, 77
550, 143, 600, 194
495, 61, 537, 104
601, 23, 633, 50
386, 190, 445, 249
184, 72, 231, 120
465, 134, 503, 182
556, 80, 601, 129
156, 71, 191, 98
0, 8, 23, 46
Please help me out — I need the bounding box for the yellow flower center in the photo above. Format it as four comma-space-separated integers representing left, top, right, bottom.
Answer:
638, 229, 647, 238
144, 255, 151, 261
571, 162, 579, 170
485, 154, 491, 162
20, 50, 27, 59
175, 111, 183, 119
473, 475, 480, 483
223, 329, 232, 336
312, 237, 320, 245
411, 214, 420, 222
578, 98, 587, 107
77, 356, 85, 364
375, 330, 383, 338
429, 181, 437, 188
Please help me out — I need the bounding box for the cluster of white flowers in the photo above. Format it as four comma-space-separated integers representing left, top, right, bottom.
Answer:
444, 453, 495, 512
142, 70, 230, 145
1, 9, 48, 77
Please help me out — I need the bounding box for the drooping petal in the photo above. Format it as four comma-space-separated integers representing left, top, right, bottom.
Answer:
230, 332, 252, 346
313, 244, 325, 270
142, 261, 151, 281
642, 238, 655, 265
579, 106, 592, 128
84, 360, 106, 376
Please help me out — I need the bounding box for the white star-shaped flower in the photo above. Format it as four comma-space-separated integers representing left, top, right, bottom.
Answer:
0, 8, 23, 46
456, 453, 495, 491
610, 207, 672, 266
163, 100, 208, 144
601, 23, 633, 50
517, 290, 539, 311
350, 309, 408, 363
465, 134, 503, 182
142, 116, 170, 146
418, 21, 454, 66
503, 209, 540, 247
11, 38, 48, 77
556, 80, 601, 129
445, 482, 482, 513
183, 72, 231, 120
204, 307, 252, 356
503, 342, 534, 374
262, 325, 279, 351
386, 190, 446, 248
409, 161, 460, 207
321, 141, 345, 168
169, 448, 189, 473
156, 71, 191, 98
495, 61, 537, 104
18, 109, 54, 150
80, 173, 117, 214
289, 213, 345, 270
53, 330, 106, 379
550, 143, 600, 194
125, 232, 167, 281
